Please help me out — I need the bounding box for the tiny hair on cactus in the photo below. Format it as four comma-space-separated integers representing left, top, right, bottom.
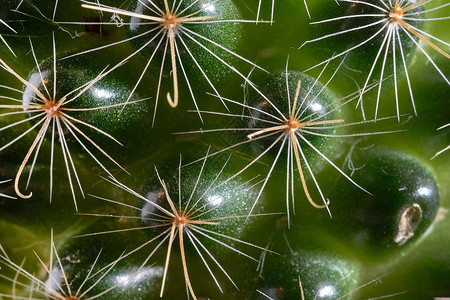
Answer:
255, 0, 340, 23
0, 18, 17, 56
178, 56, 404, 225
300, 0, 450, 120
58, 0, 269, 124
0, 179, 16, 200
0, 231, 125, 299
77, 152, 275, 300
0, 32, 147, 209
432, 123, 450, 159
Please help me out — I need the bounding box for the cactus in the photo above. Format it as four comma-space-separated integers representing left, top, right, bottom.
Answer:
0, 0, 449, 299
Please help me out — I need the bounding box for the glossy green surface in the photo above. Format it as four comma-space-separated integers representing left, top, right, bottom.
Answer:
325, 146, 440, 258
